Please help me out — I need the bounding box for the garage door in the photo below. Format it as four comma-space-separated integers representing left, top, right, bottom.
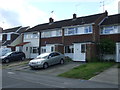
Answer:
116, 43, 120, 62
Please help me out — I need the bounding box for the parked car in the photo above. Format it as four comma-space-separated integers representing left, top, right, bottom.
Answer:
0, 51, 26, 63
29, 52, 65, 69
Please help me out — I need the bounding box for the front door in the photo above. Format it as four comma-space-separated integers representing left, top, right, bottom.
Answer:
74, 43, 86, 61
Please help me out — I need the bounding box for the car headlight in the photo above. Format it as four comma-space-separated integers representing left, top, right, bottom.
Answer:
37, 61, 41, 64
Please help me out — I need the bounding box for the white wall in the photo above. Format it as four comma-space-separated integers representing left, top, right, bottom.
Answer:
116, 43, 120, 62
23, 43, 30, 58
64, 53, 73, 59
102, 54, 116, 61
46, 44, 55, 53
23, 32, 39, 58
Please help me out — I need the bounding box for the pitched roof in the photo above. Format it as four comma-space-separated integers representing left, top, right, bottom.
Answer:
17, 26, 29, 33
26, 12, 106, 32
101, 14, 120, 25
3, 26, 21, 33
2, 41, 12, 46
3, 26, 29, 34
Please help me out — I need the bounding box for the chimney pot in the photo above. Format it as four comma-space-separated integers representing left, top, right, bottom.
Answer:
73, 13, 77, 19
49, 17, 54, 23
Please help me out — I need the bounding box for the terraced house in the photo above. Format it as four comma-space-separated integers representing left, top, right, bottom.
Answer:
2, 26, 29, 51
100, 14, 120, 62
24, 11, 109, 62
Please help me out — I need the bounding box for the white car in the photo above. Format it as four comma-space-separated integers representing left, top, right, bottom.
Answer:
29, 52, 65, 69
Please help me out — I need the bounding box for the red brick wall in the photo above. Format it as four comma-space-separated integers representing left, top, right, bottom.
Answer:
86, 43, 96, 62
41, 37, 62, 46
100, 34, 120, 42
64, 34, 93, 46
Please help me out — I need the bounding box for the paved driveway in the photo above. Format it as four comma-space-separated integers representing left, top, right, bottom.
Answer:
6, 61, 84, 76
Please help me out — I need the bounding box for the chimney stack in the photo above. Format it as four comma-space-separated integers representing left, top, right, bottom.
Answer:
49, 17, 54, 23
73, 13, 77, 19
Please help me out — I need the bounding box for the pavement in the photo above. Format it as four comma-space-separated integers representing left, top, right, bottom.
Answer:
89, 65, 119, 85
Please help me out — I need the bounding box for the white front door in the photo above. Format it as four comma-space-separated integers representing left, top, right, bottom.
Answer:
116, 43, 120, 62
46, 44, 55, 53
74, 43, 86, 61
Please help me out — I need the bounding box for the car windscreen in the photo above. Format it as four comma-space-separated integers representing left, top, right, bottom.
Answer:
36, 53, 50, 59
4, 52, 13, 57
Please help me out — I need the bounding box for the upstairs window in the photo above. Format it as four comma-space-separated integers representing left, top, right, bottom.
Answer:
32, 32, 39, 38
65, 27, 78, 36
64, 25, 92, 36
24, 34, 29, 39
84, 26, 92, 33
101, 26, 118, 34
7, 34, 11, 40
41, 29, 62, 38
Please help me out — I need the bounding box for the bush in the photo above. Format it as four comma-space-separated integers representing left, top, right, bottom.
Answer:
99, 38, 115, 54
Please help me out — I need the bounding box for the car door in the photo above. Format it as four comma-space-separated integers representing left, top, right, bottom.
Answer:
9, 52, 16, 61
47, 53, 57, 65
14, 52, 20, 61
53, 52, 61, 64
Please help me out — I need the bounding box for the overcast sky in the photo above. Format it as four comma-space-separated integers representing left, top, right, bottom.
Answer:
0, 0, 119, 29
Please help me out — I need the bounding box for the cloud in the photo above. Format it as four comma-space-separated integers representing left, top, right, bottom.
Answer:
0, 0, 49, 29
27, 0, 102, 3
0, 0, 118, 29
99, 0, 119, 15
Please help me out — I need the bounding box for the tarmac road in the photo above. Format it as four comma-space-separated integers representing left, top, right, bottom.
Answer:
2, 69, 118, 88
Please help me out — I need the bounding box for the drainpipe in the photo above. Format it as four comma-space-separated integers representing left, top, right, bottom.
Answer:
62, 28, 65, 54
38, 31, 41, 55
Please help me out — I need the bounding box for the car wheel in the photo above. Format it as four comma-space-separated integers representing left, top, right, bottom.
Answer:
60, 59, 64, 64
43, 63, 48, 69
21, 57, 25, 61
5, 59, 9, 63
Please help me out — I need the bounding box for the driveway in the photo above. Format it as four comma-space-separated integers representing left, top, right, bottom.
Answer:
5, 61, 84, 76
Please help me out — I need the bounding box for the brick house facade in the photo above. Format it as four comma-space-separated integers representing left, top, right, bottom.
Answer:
25, 11, 108, 61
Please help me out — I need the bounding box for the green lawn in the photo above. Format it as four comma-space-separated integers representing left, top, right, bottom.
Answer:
58, 62, 115, 80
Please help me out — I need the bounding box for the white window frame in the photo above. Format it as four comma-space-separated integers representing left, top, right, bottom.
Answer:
41, 29, 62, 38
30, 47, 38, 54
64, 25, 92, 36
65, 45, 74, 53
101, 25, 118, 35
41, 46, 46, 53
7, 34, 11, 40
32, 32, 39, 38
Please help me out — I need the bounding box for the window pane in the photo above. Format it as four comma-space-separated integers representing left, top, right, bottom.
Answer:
81, 44, 86, 53
7, 34, 11, 40
33, 33, 38, 38
33, 47, 38, 53
65, 45, 74, 53
51, 46, 55, 52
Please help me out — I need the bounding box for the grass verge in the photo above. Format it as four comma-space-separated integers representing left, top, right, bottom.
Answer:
58, 62, 115, 80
